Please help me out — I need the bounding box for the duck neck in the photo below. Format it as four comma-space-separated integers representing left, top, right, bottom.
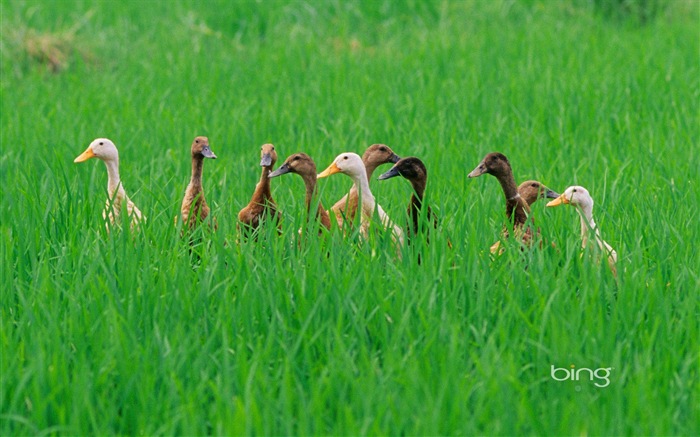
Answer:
104, 158, 124, 196
254, 166, 273, 201
496, 168, 520, 200
301, 173, 318, 214
410, 178, 426, 203
363, 159, 380, 180
352, 171, 375, 205
576, 204, 597, 247
497, 170, 529, 225
189, 155, 204, 190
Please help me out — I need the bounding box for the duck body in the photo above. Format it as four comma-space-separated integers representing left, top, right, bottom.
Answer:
268, 152, 331, 232
181, 136, 217, 230
238, 144, 281, 236
330, 144, 400, 229
378, 157, 436, 242
547, 186, 618, 275
74, 138, 144, 231
319, 152, 404, 245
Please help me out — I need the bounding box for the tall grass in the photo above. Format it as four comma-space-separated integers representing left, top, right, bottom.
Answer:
1, 0, 698, 434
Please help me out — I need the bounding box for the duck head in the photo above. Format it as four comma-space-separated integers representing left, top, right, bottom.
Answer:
74, 138, 119, 163
518, 180, 559, 205
363, 144, 400, 166
467, 152, 511, 178
269, 153, 316, 178
317, 153, 365, 179
546, 186, 593, 209
378, 157, 427, 181
260, 143, 277, 167
191, 136, 217, 159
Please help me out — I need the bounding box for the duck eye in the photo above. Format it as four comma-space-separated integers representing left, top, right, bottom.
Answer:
293, 156, 299, 161
343, 156, 348, 160
380, 147, 387, 151
99, 142, 104, 146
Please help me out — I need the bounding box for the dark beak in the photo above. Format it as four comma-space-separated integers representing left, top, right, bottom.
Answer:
268, 163, 290, 178
389, 153, 400, 164
467, 161, 487, 178
546, 189, 560, 199
260, 153, 272, 167
201, 146, 217, 159
378, 166, 400, 180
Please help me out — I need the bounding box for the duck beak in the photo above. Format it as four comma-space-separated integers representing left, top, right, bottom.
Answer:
260, 153, 272, 167
378, 166, 400, 180
201, 146, 217, 159
545, 189, 559, 199
389, 153, 400, 164
317, 162, 341, 179
546, 194, 570, 207
268, 163, 290, 178
74, 146, 96, 163
467, 161, 487, 178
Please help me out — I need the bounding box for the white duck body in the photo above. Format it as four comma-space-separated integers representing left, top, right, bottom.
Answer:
547, 186, 617, 275
74, 138, 144, 231
318, 153, 404, 245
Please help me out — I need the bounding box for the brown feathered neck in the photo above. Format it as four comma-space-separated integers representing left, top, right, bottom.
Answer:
252, 166, 273, 203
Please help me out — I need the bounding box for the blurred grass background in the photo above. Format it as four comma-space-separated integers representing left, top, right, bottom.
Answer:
1, 0, 698, 435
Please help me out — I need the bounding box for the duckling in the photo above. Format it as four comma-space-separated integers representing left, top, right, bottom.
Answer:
268, 153, 332, 232
468, 152, 536, 250
318, 153, 404, 245
547, 186, 618, 276
74, 138, 144, 231
330, 144, 400, 228
238, 143, 281, 237
181, 136, 217, 231
378, 157, 437, 241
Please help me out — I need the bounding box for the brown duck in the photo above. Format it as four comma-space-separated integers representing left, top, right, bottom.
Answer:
468, 152, 554, 252
330, 144, 400, 229
238, 143, 281, 236
378, 157, 437, 241
268, 153, 331, 232
181, 136, 217, 231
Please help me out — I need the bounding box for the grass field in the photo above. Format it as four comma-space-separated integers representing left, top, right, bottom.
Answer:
1, 0, 699, 435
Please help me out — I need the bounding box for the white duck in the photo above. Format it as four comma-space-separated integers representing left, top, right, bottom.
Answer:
318, 153, 404, 245
74, 138, 144, 231
547, 186, 617, 276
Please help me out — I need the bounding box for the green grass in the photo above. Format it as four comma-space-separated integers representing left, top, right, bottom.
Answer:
1, 0, 698, 435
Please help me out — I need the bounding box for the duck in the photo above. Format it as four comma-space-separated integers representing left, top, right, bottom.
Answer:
268, 153, 332, 232
318, 152, 404, 245
488, 180, 560, 254
238, 143, 281, 237
74, 138, 144, 231
181, 136, 217, 231
468, 152, 537, 251
330, 144, 400, 229
377, 157, 437, 241
547, 186, 618, 276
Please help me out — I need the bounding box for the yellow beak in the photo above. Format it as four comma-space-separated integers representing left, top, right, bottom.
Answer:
546, 194, 570, 207
74, 146, 96, 163
317, 162, 341, 179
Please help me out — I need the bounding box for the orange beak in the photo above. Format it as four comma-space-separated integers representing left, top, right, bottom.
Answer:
74, 146, 96, 163
317, 162, 341, 179
546, 194, 570, 207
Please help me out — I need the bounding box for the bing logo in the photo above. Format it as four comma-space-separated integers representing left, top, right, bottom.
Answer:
551, 364, 612, 388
